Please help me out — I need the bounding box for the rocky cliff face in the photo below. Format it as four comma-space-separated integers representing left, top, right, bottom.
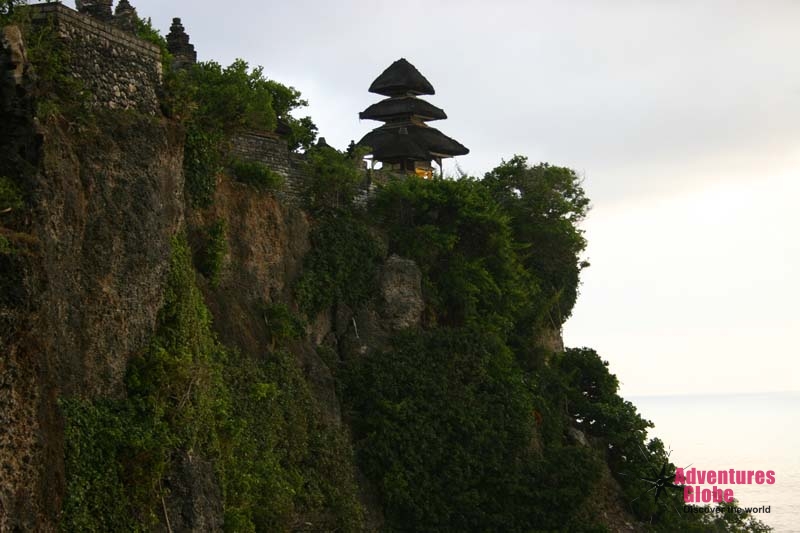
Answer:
2, 19, 640, 533
1, 27, 184, 530
0, 27, 412, 530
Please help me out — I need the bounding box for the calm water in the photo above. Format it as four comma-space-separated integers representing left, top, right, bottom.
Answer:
631, 392, 800, 532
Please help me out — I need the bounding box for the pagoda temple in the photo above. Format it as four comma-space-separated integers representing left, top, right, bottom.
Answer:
357, 58, 468, 178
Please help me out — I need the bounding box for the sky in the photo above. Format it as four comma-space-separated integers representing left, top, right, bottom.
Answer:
62, 0, 800, 396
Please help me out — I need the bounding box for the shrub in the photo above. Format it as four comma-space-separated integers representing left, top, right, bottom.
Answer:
188, 60, 277, 134
196, 218, 228, 286
231, 159, 284, 190
175, 59, 316, 206
295, 214, 385, 316
61, 237, 365, 532
260, 302, 305, 349
265, 80, 317, 151
183, 127, 224, 208
343, 327, 602, 532
372, 176, 532, 334
302, 145, 365, 213
0, 0, 27, 25
0, 176, 24, 213
483, 156, 590, 325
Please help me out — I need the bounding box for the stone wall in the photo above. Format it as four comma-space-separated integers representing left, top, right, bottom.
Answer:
230, 131, 385, 206
230, 131, 312, 204
231, 131, 292, 175
29, 3, 162, 114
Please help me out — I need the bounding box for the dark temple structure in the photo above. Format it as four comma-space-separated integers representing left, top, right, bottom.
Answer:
166, 17, 198, 70
358, 58, 468, 178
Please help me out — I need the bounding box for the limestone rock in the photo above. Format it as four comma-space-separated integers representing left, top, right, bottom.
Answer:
567, 426, 589, 447
379, 254, 424, 330
1, 26, 27, 87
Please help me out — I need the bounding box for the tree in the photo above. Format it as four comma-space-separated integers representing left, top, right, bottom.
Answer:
302, 144, 364, 212
483, 156, 590, 326
373, 176, 531, 333
265, 80, 317, 151
189, 59, 277, 134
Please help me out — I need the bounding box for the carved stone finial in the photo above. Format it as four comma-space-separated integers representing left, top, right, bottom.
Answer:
166, 17, 197, 70
114, 0, 138, 33
76, 0, 113, 22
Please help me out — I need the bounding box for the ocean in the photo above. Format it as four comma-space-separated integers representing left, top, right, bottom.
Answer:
630, 392, 800, 532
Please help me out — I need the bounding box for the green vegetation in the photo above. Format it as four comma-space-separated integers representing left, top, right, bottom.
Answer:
166, 59, 316, 207
260, 302, 305, 349
322, 167, 769, 532
45, 139, 771, 531
483, 156, 590, 325
133, 16, 170, 63
15, 10, 90, 123
0, 0, 26, 25
0, 175, 24, 213
295, 213, 385, 316
0, 235, 11, 254
372, 176, 530, 334
222, 347, 364, 532
264, 80, 318, 151
344, 327, 602, 532
61, 237, 364, 532
188, 60, 278, 134
336, 172, 607, 531
196, 218, 228, 286
177, 60, 274, 207
231, 159, 285, 190
302, 144, 367, 213
183, 127, 224, 207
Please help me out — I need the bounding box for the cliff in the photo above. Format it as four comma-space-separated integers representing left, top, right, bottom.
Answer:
1, 17, 183, 529
1, 5, 772, 533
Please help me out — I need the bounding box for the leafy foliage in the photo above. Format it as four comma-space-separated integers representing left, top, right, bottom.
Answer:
196, 218, 228, 286
0, 175, 24, 213
266, 80, 318, 151
295, 213, 385, 316
174, 59, 316, 206
343, 327, 604, 532
133, 16, 170, 63
260, 302, 305, 349
483, 156, 590, 326
60, 399, 148, 532
222, 348, 364, 532
61, 237, 364, 532
183, 126, 224, 208
0, 0, 26, 24
231, 158, 285, 190
177, 60, 274, 206
17, 11, 90, 122
189, 60, 277, 134
372, 176, 532, 334
302, 144, 366, 213
557, 348, 652, 447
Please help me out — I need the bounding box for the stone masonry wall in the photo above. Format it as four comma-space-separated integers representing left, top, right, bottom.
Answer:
230, 131, 384, 206
30, 3, 162, 114
230, 131, 311, 204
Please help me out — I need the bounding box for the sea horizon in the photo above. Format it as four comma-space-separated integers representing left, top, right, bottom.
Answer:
628, 391, 800, 532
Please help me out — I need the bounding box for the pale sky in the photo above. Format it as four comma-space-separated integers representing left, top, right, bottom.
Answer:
62, 0, 800, 395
